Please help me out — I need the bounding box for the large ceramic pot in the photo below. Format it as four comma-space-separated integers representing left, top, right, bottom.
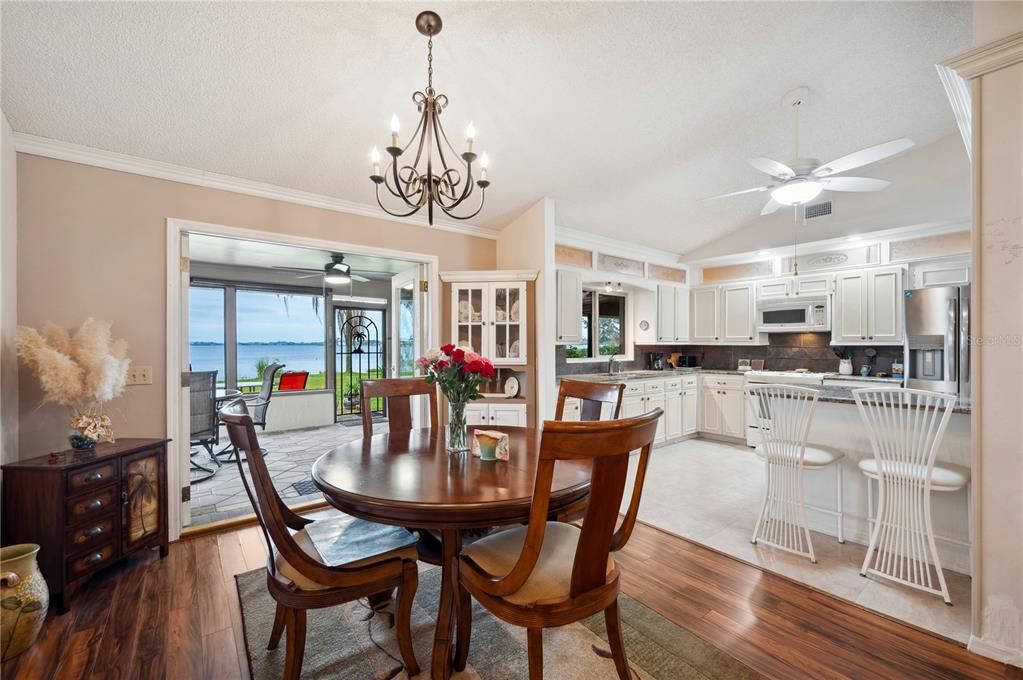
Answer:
1, 544, 49, 662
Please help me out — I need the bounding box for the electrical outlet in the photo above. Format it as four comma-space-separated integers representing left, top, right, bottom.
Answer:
127, 365, 153, 385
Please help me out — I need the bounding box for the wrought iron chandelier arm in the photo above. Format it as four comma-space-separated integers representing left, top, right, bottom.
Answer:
429, 111, 476, 210
375, 183, 426, 218
438, 186, 487, 221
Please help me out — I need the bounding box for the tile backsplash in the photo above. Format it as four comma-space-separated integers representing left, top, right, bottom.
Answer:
556, 333, 904, 376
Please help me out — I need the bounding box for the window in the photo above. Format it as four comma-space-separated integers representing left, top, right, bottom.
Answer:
565, 290, 627, 360
188, 286, 225, 384
235, 289, 325, 391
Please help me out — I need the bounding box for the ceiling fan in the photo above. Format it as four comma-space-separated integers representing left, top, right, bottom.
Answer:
272, 254, 371, 285
710, 88, 915, 215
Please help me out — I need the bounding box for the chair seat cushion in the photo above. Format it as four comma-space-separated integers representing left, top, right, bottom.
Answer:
460, 522, 613, 606
755, 444, 843, 468
857, 458, 970, 490
275, 514, 417, 591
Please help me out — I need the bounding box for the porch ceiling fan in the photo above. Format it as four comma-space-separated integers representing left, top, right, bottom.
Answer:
272, 254, 371, 285
709, 88, 915, 215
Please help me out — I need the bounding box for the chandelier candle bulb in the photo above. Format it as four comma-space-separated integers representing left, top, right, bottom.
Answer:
480, 152, 489, 181
370, 147, 381, 177
390, 114, 400, 147
466, 121, 475, 153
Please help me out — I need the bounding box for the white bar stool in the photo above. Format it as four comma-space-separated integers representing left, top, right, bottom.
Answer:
746, 385, 845, 563
853, 388, 960, 604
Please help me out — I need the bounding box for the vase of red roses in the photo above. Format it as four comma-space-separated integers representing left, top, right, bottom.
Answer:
418, 343, 496, 453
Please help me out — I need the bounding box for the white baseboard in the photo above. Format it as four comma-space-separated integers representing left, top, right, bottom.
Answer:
968, 635, 1023, 666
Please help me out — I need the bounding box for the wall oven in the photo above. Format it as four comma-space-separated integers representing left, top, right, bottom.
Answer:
756, 297, 830, 333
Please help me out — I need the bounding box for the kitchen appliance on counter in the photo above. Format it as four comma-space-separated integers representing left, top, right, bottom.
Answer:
647, 352, 666, 370
744, 370, 828, 447
669, 354, 699, 368
756, 297, 830, 333
904, 285, 970, 404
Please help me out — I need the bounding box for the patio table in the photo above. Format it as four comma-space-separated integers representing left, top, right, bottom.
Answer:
311, 426, 591, 680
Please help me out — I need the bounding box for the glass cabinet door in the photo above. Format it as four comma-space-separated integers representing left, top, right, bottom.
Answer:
453, 284, 486, 354
491, 282, 527, 365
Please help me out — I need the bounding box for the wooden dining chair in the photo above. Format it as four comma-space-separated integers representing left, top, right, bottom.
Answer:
554, 379, 626, 421
360, 377, 440, 440
456, 409, 662, 679
218, 399, 421, 680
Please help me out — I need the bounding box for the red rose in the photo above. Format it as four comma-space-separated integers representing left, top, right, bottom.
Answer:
451, 348, 466, 364
440, 343, 455, 355
466, 359, 484, 374
481, 361, 496, 378
435, 359, 449, 371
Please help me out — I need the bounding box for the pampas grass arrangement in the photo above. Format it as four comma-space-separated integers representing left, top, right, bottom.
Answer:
16, 319, 130, 446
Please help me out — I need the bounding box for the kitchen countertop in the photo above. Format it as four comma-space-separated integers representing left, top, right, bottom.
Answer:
556, 369, 970, 414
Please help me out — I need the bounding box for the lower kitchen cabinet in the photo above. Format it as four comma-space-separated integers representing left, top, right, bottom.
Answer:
698, 375, 745, 438
466, 402, 527, 427
682, 388, 698, 435
665, 389, 683, 440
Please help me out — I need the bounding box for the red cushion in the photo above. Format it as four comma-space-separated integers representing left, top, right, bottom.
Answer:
278, 372, 308, 391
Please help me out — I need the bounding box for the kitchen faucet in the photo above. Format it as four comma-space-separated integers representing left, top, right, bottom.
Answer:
608, 354, 621, 374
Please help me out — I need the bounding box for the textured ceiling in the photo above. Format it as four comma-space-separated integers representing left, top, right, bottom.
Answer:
2, 2, 971, 252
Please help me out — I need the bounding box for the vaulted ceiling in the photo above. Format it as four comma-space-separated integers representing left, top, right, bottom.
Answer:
2, 2, 972, 253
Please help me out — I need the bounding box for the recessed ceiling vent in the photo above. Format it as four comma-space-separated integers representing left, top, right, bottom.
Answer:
804, 200, 832, 220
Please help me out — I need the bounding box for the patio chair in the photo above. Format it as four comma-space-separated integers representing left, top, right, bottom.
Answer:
218, 399, 420, 680
189, 370, 220, 482
278, 371, 309, 391
247, 361, 286, 429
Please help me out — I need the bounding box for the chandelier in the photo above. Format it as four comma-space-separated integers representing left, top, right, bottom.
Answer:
369, 11, 490, 225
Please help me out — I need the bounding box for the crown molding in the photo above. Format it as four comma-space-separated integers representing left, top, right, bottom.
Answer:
942, 31, 1023, 79
935, 64, 972, 160
554, 225, 686, 269
439, 269, 538, 283
13, 132, 499, 240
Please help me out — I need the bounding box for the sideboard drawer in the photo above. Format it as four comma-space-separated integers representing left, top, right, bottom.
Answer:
67, 462, 117, 496
67, 486, 118, 524
66, 516, 117, 554
66, 542, 117, 580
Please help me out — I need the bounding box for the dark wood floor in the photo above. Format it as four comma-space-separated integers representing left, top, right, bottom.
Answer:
3, 519, 1018, 680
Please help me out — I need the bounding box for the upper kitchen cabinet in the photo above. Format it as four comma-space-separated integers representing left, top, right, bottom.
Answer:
656, 284, 690, 343
691, 287, 720, 342
555, 269, 583, 344
446, 273, 532, 365
691, 283, 765, 345
755, 273, 834, 300
832, 266, 904, 345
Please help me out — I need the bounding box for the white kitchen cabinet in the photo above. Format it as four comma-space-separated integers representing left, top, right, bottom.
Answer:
756, 274, 833, 300
647, 393, 667, 442
555, 269, 583, 344
452, 281, 528, 364
721, 283, 756, 343
620, 394, 646, 420
655, 285, 691, 343
665, 389, 683, 440
682, 388, 698, 435
561, 397, 582, 421
691, 287, 720, 343
756, 279, 791, 300
465, 402, 527, 427
700, 386, 722, 433
698, 374, 745, 437
720, 390, 746, 438
832, 267, 903, 345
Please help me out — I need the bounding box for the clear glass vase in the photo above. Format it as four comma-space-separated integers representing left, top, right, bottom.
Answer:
447, 400, 469, 453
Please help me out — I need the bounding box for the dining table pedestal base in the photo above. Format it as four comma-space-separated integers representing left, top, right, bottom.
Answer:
432, 529, 465, 680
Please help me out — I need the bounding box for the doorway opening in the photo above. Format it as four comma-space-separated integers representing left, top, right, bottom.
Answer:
334, 306, 386, 422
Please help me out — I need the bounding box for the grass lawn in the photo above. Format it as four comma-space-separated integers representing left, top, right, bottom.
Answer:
235, 368, 390, 416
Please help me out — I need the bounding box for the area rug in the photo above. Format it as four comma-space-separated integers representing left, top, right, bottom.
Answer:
236, 567, 763, 679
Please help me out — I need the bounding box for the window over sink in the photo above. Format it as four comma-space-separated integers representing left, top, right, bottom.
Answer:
566, 290, 627, 361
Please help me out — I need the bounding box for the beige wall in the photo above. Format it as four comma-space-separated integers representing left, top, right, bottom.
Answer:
15, 153, 496, 456
1, 115, 17, 466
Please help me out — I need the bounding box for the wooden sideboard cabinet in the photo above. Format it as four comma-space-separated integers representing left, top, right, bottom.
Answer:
1, 438, 170, 614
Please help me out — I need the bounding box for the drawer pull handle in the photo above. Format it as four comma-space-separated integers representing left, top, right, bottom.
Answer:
85, 471, 104, 482
84, 498, 104, 511
84, 525, 105, 538
84, 552, 104, 566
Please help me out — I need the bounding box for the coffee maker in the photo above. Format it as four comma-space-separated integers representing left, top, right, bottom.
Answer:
647, 352, 666, 370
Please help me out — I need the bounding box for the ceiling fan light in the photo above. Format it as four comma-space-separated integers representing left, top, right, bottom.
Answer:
324, 273, 351, 285
770, 179, 823, 206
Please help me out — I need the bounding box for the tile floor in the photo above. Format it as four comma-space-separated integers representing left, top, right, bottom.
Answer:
625, 437, 972, 644
188, 420, 382, 526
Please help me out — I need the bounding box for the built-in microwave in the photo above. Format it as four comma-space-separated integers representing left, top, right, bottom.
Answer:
756, 297, 830, 332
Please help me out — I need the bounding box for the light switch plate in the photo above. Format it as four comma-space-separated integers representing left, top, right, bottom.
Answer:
127, 365, 153, 385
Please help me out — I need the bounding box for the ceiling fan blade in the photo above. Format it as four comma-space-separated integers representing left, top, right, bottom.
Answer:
813, 138, 915, 177
761, 198, 783, 216
271, 265, 323, 273
707, 186, 772, 200
750, 157, 795, 179
296, 273, 323, 279
350, 274, 371, 283
822, 176, 891, 192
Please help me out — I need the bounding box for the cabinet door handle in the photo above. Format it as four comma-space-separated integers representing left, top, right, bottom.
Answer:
714, 337, 719, 340
85, 498, 104, 511
121, 491, 129, 506
85, 471, 104, 482
84, 552, 104, 566
84, 525, 105, 538
868, 336, 873, 340
861, 336, 866, 340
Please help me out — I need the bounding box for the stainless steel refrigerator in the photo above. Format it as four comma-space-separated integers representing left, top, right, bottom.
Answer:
904, 285, 970, 405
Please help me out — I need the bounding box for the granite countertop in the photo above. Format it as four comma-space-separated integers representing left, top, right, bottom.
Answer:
816, 385, 971, 414
822, 373, 904, 384
556, 368, 744, 383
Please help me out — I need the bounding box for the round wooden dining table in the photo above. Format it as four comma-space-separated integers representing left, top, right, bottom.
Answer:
311, 425, 592, 680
